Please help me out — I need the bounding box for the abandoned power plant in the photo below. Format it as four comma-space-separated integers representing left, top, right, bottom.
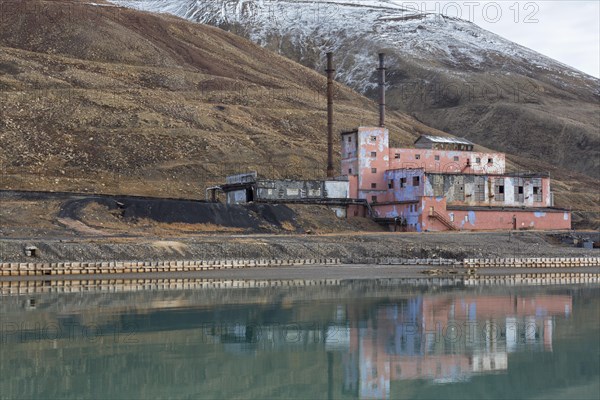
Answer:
211, 53, 571, 232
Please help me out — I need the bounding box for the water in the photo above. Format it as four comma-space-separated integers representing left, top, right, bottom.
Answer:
1, 281, 599, 400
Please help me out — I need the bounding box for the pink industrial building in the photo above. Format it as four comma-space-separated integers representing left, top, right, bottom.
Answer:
341, 127, 571, 232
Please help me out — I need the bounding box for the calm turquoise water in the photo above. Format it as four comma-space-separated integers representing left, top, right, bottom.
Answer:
1, 281, 599, 400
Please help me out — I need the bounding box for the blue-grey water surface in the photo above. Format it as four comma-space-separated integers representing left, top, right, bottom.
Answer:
1, 281, 599, 399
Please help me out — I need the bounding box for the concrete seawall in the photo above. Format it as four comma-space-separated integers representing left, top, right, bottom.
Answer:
0, 257, 598, 277
1, 272, 597, 296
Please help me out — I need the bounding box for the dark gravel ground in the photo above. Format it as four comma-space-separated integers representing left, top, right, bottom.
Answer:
1, 231, 597, 263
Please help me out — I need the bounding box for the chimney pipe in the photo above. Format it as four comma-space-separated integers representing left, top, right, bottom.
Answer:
326, 52, 335, 178
378, 53, 386, 128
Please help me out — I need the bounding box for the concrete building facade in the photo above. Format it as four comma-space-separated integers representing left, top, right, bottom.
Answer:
341, 127, 571, 232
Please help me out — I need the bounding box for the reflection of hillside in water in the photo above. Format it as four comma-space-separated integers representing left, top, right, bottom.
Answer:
1, 283, 597, 400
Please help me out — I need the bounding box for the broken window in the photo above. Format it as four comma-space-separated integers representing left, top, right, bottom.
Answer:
533, 178, 543, 202
475, 177, 485, 202
415, 154, 421, 160
514, 178, 525, 202
413, 176, 420, 186
371, 151, 377, 157
371, 168, 377, 173
371, 183, 377, 189
433, 175, 444, 197
400, 177, 407, 188
454, 176, 465, 201
495, 178, 505, 201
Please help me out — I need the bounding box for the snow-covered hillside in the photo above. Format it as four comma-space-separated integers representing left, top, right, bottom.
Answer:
109, 0, 596, 93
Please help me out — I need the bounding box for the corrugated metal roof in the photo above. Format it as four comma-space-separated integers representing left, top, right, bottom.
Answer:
415, 135, 474, 145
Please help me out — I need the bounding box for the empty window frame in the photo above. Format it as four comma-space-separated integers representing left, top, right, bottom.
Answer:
370, 136, 377, 142
413, 176, 420, 187
532, 178, 543, 202
371, 168, 377, 173
348, 168, 352, 174
394, 153, 401, 159
453, 176, 465, 202
371, 151, 377, 157
514, 178, 525, 202
434, 155, 440, 161
474, 177, 485, 202
371, 183, 377, 189
400, 178, 407, 188
488, 158, 493, 164
371, 195, 378, 203
388, 179, 394, 189
494, 178, 505, 201
415, 154, 421, 160
432, 175, 444, 197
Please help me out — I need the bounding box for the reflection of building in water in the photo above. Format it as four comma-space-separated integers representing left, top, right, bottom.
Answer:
344, 294, 572, 399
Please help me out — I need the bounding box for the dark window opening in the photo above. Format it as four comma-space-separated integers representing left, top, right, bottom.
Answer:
371, 168, 377, 173
415, 154, 421, 160
476, 157, 481, 164
371, 151, 377, 157
435, 155, 440, 161
488, 158, 493, 164
395, 154, 400, 159
400, 178, 407, 188
453, 156, 459, 162
388, 180, 394, 189
370, 136, 377, 142
499, 186, 505, 194
413, 176, 420, 186
347, 136, 352, 142
371, 183, 377, 189
518, 186, 524, 194
371, 196, 378, 203
348, 168, 352, 174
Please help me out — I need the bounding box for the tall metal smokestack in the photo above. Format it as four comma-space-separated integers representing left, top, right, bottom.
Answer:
378, 53, 386, 128
326, 52, 335, 178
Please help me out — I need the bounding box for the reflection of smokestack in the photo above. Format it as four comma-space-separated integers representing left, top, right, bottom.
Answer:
378, 53, 386, 128
326, 52, 335, 178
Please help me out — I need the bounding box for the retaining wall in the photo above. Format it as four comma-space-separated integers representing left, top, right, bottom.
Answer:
0, 257, 598, 277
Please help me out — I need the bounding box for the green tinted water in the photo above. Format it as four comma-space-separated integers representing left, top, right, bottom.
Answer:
1, 282, 598, 400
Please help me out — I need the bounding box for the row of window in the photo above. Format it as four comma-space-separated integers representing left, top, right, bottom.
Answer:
392, 154, 494, 164
369, 177, 421, 190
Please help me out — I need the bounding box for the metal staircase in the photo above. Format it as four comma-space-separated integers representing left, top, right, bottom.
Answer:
429, 210, 458, 231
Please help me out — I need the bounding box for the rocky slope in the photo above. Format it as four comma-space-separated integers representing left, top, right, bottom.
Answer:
0, 0, 597, 228
113, 0, 600, 180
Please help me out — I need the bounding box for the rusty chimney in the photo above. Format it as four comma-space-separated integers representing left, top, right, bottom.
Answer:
326, 52, 335, 178
378, 53, 386, 128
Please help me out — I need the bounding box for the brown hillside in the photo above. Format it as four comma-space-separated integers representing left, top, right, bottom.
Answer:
0, 0, 597, 228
